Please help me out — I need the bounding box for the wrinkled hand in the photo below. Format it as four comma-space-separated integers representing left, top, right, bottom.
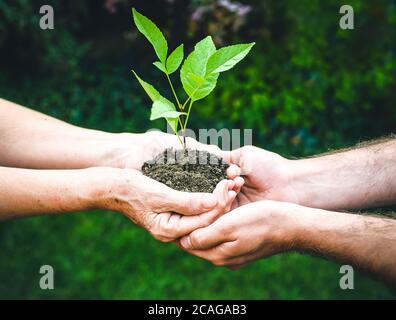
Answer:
105, 131, 228, 172
220, 146, 299, 208
178, 200, 300, 268
101, 168, 238, 242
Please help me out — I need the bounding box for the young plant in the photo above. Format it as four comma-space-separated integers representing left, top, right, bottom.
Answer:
131, 8, 254, 149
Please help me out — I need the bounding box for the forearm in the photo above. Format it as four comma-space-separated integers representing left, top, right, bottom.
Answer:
0, 166, 115, 220
289, 139, 396, 210
0, 98, 140, 169
293, 206, 396, 285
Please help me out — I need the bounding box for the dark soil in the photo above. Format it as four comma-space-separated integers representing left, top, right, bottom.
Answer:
142, 148, 229, 193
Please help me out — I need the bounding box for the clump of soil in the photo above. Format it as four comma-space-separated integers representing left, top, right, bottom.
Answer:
142, 148, 229, 193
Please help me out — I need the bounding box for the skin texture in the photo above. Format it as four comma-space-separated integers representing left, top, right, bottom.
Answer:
0, 99, 243, 241
0, 99, 229, 171
218, 142, 396, 210
181, 141, 396, 286
180, 200, 396, 286
2, 98, 396, 286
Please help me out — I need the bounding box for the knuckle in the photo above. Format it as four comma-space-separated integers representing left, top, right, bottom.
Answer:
150, 230, 165, 242
212, 259, 228, 267
186, 196, 200, 213
190, 233, 203, 249
220, 223, 235, 236
150, 227, 173, 243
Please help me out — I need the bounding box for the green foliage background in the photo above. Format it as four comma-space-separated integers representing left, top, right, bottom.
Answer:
0, 0, 395, 299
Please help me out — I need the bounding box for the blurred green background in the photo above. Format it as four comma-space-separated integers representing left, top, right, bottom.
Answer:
0, 0, 395, 299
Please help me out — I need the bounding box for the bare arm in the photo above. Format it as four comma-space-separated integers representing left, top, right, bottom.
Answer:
223, 139, 396, 211
0, 165, 236, 242
0, 98, 229, 171
0, 98, 140, 169
296, 206, 396, 285
180, 200, 396, 286
291, 139, 396, 210
0, 166, 101, 220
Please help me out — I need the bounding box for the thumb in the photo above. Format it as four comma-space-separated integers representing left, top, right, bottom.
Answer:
164, 190, 218, 216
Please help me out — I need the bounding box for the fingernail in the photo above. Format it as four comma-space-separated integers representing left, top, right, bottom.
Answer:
203, 194, 217, 209
180, 236, 191, 249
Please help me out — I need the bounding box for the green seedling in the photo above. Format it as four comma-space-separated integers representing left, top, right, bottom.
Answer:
132, 8, 255, 148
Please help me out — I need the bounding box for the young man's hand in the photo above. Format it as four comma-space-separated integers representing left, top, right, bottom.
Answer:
221, 139, 396, 211
179, 200, 396, 286
178, 200, 299, 268
218, 146, 299, 208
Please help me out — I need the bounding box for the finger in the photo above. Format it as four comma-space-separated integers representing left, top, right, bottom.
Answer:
181, 247, 220, 263
233, 177, 244, 194
225, 190, 237, 212
213, 179, 229, 210
179, 220, 229, 250
182, 241, 238, 266
229, 148, 243, 166
186, 138, 233, 163
223, 250, 265, 267
167, 211, 219, 239
165, 190, 218, 216
227, 179, 236, 191
226, 164, 241, 179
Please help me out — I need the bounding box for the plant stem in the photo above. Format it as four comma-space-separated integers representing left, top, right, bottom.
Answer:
180, 99, 194, 150
181, 95, 192, 110
166, 73, 182, 110
168, 120, 184, 148
184, 99, 194, 130
164, 72, 185, 149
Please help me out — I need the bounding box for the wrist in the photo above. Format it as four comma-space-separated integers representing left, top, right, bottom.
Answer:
290, 205, 348, 251
83, 167, 128, 211
286, 157, 332, 209
255, 201, 309, 252
94, 132, 144, 169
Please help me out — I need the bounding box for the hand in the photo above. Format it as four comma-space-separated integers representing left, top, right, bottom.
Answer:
97, 168, 237, 242
220, 146, 299, 208
101, 131, 244, 194
178, 200, 301, 268
102, 131, 230, 172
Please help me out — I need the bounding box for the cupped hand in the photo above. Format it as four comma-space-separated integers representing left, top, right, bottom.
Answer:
105, 131, 244, 193
105, 131, 229, 171
219, 146, 299, 208
101, 168, 238, 242
178, 200, 301, 268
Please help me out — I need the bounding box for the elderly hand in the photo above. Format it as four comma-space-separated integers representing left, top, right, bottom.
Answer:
97, 168, 238, 242
101, 131, 229, 171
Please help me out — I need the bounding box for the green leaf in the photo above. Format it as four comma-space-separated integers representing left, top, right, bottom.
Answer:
132, 70, 182, 132
153, 61, 167, 73
166, 44, 184, 74
206, 43, 255, 75
195, 36, 216, 58
150, 99, 183, 120
132, 8, 168, 64
180, 36, 219, 101
150, 99, 185, 133
132, 70, 160, 102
